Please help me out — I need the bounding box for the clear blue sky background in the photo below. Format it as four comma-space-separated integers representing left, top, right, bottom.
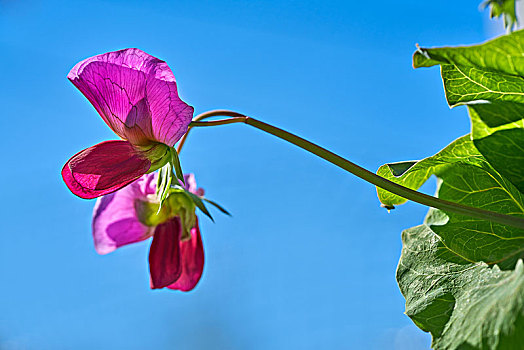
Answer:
0, 1, 507, 349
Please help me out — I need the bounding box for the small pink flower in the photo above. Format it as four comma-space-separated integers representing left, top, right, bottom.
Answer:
62, 48, 194, 199
92, 173, 204, 291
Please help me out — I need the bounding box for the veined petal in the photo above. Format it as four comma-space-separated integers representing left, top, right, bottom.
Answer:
92, 173, 157, 254
168, 219, 204, 291
149, 217, 183, 289
68, 48, 194, 146
62, 140, 151, 199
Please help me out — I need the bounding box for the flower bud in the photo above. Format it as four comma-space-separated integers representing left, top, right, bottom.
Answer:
166, 190, 196, 241
134, 197, 172, 227
140, 143, 172, 173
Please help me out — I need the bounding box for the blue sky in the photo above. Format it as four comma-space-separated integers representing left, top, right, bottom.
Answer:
0, 1, 507, 349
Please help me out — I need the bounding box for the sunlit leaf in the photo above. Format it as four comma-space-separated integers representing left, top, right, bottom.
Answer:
398, 223, 524, 349
378, 136, 524, 267
379, 30, 524, 348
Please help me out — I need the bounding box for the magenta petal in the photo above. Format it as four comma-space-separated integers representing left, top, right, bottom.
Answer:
182, 173, 205, 196
183, 173, 197, 193
149, 218, 183, 289
92, 174, 157, 254
168, 220, 204, 291
62, 140, 151, 199
68, 48, 194, 146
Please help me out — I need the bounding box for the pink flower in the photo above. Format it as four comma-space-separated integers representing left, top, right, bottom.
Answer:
62, 48, 194, 199
92, 173, 205, 291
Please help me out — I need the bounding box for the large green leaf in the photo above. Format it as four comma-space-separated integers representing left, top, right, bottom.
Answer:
413, 30, 524, 75
414, 29, 524, 200
413, 30, 524, 125
378, 136, 524, 267
469, 107, 524, 195
379, 30, 524, 348
398, 222, 524, 349
377, 136, 486, 207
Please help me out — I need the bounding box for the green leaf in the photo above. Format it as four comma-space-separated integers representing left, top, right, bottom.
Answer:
413, 30, 524, 195
470, 106, 524, 195
483, 0, 518, 31
383, 30, 524, 348
398, 222, 524, 349
156, 162, 173, 210
414, 30, 524, 75
377, 136, 486, 207
378, 136, 524, 267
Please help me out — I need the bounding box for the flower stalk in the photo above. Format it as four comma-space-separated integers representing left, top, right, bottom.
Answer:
183, 110, 524, 230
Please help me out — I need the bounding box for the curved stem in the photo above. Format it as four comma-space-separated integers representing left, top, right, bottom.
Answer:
177, 111, 246, 153
184, 110, 524, 229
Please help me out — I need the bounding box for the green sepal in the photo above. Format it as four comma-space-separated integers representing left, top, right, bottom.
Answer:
135, 199, 171, 227
165, 188, 196, 240
142, 143, 171, 173
185, 190, 214, 222
170, 184, 230, 222
156, 162, 173, 211
203, 198, 232, 216
170, 147, 185, 186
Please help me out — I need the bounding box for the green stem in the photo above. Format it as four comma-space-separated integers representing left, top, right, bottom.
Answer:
185, 110, 524, 229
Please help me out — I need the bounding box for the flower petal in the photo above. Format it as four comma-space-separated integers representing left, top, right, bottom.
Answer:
62, 140, 151, 199
168, 219, 204, 291
68, 48, 194, 146
92, 174, 157, 254
149, 217, 183, 289
183, 173, 205, 196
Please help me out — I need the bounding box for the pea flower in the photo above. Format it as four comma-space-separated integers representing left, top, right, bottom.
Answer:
62, 48, 194, 199
92, 173, 204, 291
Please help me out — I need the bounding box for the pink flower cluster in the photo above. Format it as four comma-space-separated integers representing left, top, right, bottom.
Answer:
63, 49, 204, 291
